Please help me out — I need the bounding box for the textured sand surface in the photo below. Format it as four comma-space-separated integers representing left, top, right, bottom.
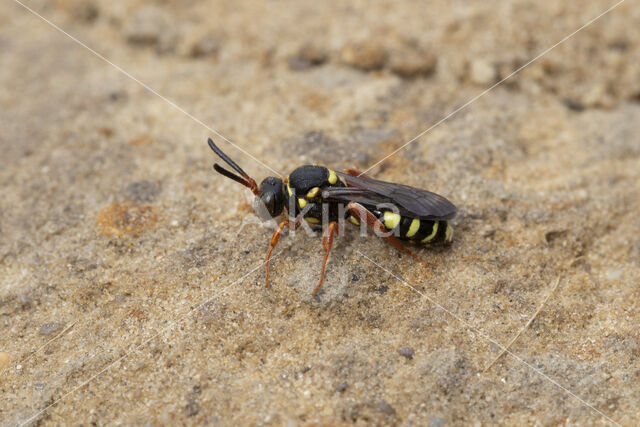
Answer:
1, 1, 640, 425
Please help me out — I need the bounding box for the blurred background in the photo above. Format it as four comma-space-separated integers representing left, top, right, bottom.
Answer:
1, 1, 639, 425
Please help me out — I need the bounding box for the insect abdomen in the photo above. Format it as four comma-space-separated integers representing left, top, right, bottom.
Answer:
377, 211, 453, 245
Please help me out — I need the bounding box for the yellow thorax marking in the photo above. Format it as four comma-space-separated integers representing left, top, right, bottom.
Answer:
348, 216, 360, 226
287, 182, 293, 197
306, 187, 319, 198
406, 218, 420, 237
327, 169, 338, 184
298, 198, 307, 208
383, 211, 401, 230
421, 221, 439, 243
305, 217, 320, 224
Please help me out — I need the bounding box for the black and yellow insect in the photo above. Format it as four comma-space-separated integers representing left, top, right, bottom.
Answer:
208, 138, 456, 295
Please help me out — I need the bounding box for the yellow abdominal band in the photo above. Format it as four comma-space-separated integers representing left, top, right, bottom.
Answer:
406, 218, 420, 237
422, 221, 439, 243
383, 211, 401, 230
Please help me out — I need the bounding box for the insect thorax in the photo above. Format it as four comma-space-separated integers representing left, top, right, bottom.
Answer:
285, 165, 345, 227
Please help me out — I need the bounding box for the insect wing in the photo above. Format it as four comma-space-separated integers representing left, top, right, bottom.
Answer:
320, 186, 399, 209
334, 172, 457, 220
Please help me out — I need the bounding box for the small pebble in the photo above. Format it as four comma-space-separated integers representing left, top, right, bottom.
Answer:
287, 44, 328, 71
545, 230, 567, 245
377, 285, 389, 295
429, 416, 445, 427
39, 322, 64, 336
19, 293, 33, 309
185, 400, 199, 417
125, 180, 160, 203
0, 352, 10, 371
340, 41, 386, 71
377, 400, 396, 416
496, 60, 521, 86
563, 98, 586, 112
188, 34, 222, 58
73, 2, 99, 23
605, 269, 622, 280
482, 229, 497, 238
469, 59, 496, 85
583, 83, 614, 109
335, 382, 348, 392
397, 347, 415, 360
389, 48, 437, 78
123, 6, 169, 46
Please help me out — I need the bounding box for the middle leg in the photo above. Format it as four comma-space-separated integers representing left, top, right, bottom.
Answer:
312, 221, 339, 296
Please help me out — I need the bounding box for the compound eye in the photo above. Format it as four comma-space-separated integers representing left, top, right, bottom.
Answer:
262, 194, 275, 212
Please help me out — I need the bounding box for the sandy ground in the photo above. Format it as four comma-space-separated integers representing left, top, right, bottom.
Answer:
1, 0, 640, 425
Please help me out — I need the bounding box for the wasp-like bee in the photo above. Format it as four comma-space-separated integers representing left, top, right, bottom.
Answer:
208, 138, 456, 295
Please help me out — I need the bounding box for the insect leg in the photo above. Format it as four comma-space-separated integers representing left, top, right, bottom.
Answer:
342, 168, 373, 179
313, 221, 339, 296
264, 216, 301, 288
346, 202, 431, 266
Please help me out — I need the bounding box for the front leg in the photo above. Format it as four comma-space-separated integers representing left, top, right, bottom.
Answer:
264, 216, 300, 288
312, 221, 339, 296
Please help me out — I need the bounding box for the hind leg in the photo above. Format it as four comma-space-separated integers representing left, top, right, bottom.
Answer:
346, 202, 430, 265
342, 168, 373, 179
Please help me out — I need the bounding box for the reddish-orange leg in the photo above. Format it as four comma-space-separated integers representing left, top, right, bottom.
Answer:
343, 168, 373, 179
347, 202, 431, 266
265, 217, 300, 287
313, 221, 340, 296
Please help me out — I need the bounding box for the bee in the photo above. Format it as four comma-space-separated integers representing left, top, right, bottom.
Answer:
208, 138, 456, 295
